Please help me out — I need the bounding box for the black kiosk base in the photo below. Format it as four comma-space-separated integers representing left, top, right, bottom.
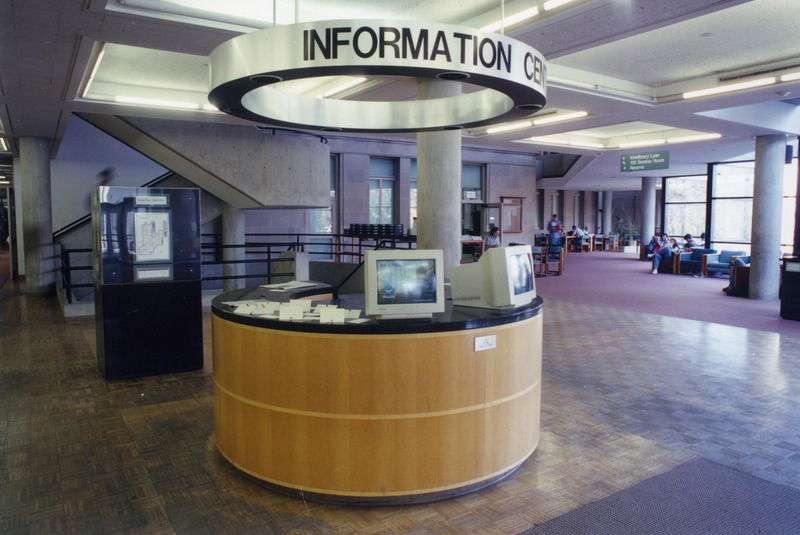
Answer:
95, 280, 203, 380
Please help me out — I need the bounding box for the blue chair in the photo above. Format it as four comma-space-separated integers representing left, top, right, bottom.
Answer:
702, 250, 747, 277
544, 245, 564, 276
530, 246, 544, 277
676, 248, 717, 274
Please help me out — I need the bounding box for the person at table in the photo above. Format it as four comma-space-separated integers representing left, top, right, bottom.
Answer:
547, 214, 563, 245
570, 225, 585, 251
484, 226, 501, 248
651, 236, 678, 274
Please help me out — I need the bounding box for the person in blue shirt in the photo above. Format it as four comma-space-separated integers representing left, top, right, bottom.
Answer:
484, 226, 501, 248
547, 214, 563, 245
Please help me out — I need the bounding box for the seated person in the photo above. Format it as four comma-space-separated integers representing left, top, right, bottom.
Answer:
683, 233, 699, 252
651, 237, 678, 274
644, 235, 660, 258
697, 233, 706, 247
484, 226, 501, 249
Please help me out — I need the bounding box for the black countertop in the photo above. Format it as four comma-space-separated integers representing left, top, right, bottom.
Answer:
211, 283, 544, 335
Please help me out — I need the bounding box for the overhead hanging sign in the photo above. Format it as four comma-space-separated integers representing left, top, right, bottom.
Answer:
209, 19, 547, 133
620, 151, 670, 172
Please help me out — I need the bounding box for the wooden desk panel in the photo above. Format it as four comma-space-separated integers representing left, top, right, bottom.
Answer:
212, 312, 542, 504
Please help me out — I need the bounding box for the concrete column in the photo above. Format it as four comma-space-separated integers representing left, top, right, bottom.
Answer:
641, 177, 657, 244
750, 135, 786, 300
222, 204, 246, 291
13, 156, 24, 278
416, 78, 462, 272
602, 190, 613, 235
18, 137, 55, 294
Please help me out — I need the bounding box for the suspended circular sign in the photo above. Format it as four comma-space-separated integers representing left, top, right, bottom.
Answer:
209, 19, 547, 133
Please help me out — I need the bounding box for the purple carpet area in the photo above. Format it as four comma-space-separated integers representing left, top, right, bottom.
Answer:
533, 251, 800, 338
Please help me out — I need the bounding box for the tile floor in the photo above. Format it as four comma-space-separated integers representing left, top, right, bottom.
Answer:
2, 281, 800, 534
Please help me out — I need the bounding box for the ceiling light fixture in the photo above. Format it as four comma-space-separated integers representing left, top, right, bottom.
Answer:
682, 77, 775, 99
486, 121, 533, 134
0, 138, 7, 151
666, 133, 721, 143
315, 77, 368, 99
781, 71, 800, 82
0, 181, 9, 186
115, 96, 201, 109
481, 6, 539, 33
82, 46, 106, 99
532, 110, 588, 125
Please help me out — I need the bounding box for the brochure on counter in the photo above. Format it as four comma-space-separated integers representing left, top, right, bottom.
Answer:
223, 297, 363, 324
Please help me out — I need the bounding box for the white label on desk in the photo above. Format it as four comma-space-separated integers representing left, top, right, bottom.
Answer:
475, 334, 497, 352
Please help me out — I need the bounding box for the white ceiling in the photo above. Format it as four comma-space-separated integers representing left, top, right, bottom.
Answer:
1, 0, 799, 190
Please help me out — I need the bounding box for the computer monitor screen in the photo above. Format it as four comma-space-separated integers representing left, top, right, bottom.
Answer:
449, 245, 536, 309
510, 252, 534, 295
364, 249, 445, 319
376, 258, 438, 305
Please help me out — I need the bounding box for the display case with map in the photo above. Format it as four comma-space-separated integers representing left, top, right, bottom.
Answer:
92, 187, 203, 380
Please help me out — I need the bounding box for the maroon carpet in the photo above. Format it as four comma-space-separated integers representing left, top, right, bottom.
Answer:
534, 251, 800, 338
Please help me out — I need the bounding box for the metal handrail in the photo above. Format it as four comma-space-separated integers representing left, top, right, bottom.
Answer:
58, 233, 417, 304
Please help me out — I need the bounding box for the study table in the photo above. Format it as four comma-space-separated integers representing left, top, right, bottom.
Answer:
211, 284, 543, 505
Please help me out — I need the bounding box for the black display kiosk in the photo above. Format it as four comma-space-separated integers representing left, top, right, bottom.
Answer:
92, 187, 203, 380
781, 257, 800, 321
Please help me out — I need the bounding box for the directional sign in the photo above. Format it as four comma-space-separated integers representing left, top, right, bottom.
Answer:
621, 151, 670, 172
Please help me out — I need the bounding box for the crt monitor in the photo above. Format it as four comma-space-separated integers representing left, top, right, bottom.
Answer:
364, 249, 445, 320
449, 245, 536, 309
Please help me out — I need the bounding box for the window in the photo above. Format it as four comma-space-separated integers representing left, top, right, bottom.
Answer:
410, 160, 417, 223
710, 159, 798, 255
309, 155, 338, 259
711, 163, 753, 253
369, 157, 395, 224
664, 175, 707, 240
461, 164, 484, 236
462, 164, 482, 201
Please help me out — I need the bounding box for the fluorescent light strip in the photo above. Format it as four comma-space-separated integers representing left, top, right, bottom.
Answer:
0, 138, 7, 151
618, 139, 665, 148
666, 133, 721, 143
316, 77, 367, 99
486, 121, 533, 134
532, 110, 587, 125
544, 0, 575, 10
527, 136, 569, 145
569, 140, 604, 149
781, 71, 800, 82
115, 96, 200, 109
481, 6, 539, 32
683, 77, 775, 99
0, 181, 9, 186
82, 47, 106, 99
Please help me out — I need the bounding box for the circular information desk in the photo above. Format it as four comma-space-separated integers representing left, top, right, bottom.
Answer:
211, 285, 543, 505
